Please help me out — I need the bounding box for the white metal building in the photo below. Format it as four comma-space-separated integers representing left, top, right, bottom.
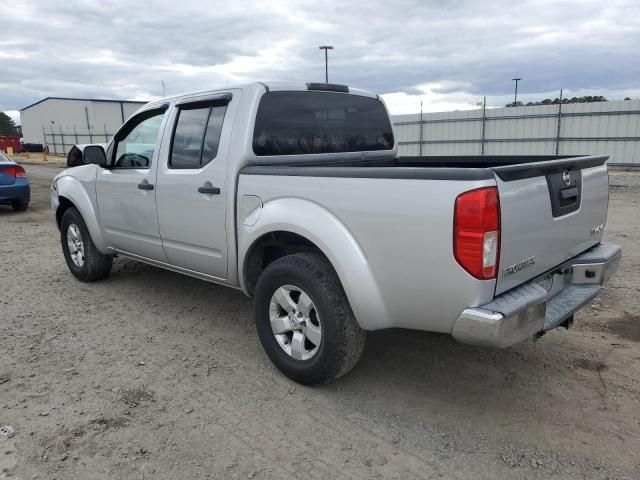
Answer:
392, 99, 640, 167
20, 97, 147, 154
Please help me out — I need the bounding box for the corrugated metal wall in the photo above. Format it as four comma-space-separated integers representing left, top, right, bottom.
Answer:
392, 99, 640, 166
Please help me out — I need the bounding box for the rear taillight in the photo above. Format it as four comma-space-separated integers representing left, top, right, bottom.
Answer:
2, 166, 27, 178
454, 187, 500, 279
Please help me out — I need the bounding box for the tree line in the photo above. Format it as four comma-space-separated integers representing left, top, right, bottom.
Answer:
506, 96, 633, 107
0, 112, 20, 136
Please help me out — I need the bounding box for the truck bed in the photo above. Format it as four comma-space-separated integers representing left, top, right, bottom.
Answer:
394, 155, 595, 168
240, 153, 610, 310
243, 154, 608, 182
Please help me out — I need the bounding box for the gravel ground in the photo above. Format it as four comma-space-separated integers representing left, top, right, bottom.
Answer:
610, 171, 640, 193
1, 164, 639, 480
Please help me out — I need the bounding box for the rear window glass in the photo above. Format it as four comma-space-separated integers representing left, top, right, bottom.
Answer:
170, 104, 227, 169
171, 108, 210, 168
252, 91, 394, 156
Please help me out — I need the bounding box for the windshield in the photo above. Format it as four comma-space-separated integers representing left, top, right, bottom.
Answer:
253, 91, 394, 156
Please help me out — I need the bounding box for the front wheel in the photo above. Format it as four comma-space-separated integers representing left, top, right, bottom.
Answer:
254, 253, 366, 385
60, 207, 113, 282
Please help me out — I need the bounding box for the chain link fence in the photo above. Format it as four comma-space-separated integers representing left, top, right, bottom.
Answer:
42, 124, 114, 155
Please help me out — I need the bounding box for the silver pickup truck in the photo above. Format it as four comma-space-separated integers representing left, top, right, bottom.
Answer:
51, 82, 621, 384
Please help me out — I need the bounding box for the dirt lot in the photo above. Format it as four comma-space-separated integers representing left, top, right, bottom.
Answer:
9, 153, 67, 165
1, 164, 639, 479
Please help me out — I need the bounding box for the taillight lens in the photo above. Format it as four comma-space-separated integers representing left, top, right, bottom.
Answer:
2, 166, 27, 178
454, 187, 500, 279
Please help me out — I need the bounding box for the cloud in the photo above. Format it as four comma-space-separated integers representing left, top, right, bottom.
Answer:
1, 0, 639, 119
4, 110, 20, 125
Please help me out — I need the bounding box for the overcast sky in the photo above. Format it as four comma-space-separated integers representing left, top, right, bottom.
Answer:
2, 0, 640, 124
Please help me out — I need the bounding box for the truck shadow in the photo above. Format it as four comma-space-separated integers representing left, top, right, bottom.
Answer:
109, 258, 616, 422
340, 326, 614, 423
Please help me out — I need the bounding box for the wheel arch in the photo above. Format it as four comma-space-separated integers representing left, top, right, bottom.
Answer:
55, 195, 75, 228
243, 231, 330, 296
54, 175, 110, 253
239, 198, 391, 331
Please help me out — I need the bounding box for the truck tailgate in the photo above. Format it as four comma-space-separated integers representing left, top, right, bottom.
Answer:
492, 156, 609, 295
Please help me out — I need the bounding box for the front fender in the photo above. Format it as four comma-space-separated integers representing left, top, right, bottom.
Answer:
238, 197, 390, 331
54, 168, 109, 253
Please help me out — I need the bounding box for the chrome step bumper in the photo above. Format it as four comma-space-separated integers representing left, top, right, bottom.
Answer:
452, 243, 621, 348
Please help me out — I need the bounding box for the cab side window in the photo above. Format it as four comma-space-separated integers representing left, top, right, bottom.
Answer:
170, 103, 227, 169
113, 110, 166, 169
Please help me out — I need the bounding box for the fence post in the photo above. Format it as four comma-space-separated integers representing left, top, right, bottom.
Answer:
42, 126, 48, 161
73, 125, 79, 145
104, 124, 109, 142
555, 89, 563, 155
481, 96, 487, 156
50, 125, 57, 155
59, 125, 66, 155
85, 106, 94, 143
419, 101, 423, 157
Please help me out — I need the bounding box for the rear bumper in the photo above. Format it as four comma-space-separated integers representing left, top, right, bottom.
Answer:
0, 182, 30, 204
452, 243, 621, 348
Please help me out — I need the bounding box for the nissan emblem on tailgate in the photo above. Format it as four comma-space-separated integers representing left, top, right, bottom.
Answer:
562, 170, 571, 186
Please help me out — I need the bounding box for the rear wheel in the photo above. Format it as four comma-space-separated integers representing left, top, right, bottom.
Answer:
61, 207, 113, 282
11, 200, 28, 211
254, 252, 366, 385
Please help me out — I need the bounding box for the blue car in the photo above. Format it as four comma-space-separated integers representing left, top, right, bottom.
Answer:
0, 150, 30, 211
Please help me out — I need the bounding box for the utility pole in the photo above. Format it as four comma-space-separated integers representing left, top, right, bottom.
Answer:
161, 80, 166, 98
512, 78, 522, 105
555, 89, 563, 155
318, 45, 334, 83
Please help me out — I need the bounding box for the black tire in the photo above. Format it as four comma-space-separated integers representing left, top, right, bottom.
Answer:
61, 207, 113, 282
254, 252, 366, 385
11, 200, 28, 211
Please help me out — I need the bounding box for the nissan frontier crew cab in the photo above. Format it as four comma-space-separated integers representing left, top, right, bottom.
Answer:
51, 82, 621, 384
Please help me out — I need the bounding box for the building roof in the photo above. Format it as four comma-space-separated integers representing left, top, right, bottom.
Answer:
20, 97, 148, 112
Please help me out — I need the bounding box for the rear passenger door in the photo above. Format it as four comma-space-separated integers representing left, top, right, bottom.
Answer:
155, 94, 232, 279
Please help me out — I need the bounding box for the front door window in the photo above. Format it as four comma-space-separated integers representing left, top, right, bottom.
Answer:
114, 111, 165, 168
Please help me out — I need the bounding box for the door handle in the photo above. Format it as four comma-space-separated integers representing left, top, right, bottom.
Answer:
138, 182, 154, 191
198, 185, 221, 195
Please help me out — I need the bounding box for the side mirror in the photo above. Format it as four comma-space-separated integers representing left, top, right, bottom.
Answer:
83, 145, 108, 167
66, 145, 84, 167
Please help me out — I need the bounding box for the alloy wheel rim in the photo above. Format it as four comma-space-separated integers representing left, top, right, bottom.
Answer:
66, 224, 85, 267
269, 284, 322, 361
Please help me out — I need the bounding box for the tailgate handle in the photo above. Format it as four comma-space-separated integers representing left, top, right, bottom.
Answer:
560, 186, 578, 200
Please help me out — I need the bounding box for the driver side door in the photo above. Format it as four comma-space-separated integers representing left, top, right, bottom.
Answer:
96, 106, 169, 261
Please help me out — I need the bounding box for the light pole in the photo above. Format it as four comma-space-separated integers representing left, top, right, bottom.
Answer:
512, 78, 522, 105
318, 45, 333, 83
